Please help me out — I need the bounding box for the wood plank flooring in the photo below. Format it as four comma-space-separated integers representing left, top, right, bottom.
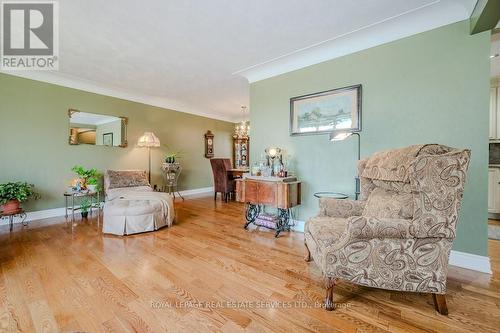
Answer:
0, 195, 499, 332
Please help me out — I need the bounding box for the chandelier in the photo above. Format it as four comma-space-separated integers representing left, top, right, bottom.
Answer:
234, 106, 250, 138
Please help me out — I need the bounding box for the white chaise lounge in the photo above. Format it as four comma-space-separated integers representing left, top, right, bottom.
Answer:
103, 170, 174, 235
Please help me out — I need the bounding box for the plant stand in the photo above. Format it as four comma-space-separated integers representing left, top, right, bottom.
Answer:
64, 190, 101, 230
0, 209, 27, 232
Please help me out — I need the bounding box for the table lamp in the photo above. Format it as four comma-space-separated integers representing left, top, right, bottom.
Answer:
329, 131, 361, 199
265, 147, 282, 176
137, 132, 161, 183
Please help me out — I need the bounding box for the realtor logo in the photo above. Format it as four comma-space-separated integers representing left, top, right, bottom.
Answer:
1, 1, 58, 70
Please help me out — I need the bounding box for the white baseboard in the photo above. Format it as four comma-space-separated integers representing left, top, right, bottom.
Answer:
290, 219, 305, 232
448, 250, 492, 274
1, 186, 215, 226
292, 219, 491, 274
4, 196, 492, 274
0, 207, 67, 225
178, 186, 214, 197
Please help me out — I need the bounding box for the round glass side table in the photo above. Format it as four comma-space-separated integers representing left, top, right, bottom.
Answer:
313, 192, 348, 199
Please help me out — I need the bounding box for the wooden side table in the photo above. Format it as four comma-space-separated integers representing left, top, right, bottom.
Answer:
0, 210, 27, 232
235, 176, 301, 237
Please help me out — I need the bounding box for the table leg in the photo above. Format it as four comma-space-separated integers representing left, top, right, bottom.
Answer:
175, 186, 184, 201
72, 195, 75, 223
90, 194, 93, 218
276, 208, 290, 238
9, 216, 13, 232
244, 204, 260, 229
21, 212, 27, 227
65, 196, 68, 218
97, 191, 100, 230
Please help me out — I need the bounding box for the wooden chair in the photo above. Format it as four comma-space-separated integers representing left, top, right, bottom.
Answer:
210, 158, 235, 202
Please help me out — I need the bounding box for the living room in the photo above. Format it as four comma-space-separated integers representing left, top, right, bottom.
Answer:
0, 1, 499, 332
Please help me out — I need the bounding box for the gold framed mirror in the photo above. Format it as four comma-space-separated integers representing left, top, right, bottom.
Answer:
68, 109, 128, 147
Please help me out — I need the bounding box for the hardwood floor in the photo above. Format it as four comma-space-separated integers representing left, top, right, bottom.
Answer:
1, 195, 499, 332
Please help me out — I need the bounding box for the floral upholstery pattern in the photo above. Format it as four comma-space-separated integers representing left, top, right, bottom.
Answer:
305, 144, 470, 294
363, 188, 413, 219
319, 198, 365, 218
105, 170, 150, 190
361, 144, 452, 182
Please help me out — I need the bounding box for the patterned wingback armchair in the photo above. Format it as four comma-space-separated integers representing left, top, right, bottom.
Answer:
304, 144, 471, 314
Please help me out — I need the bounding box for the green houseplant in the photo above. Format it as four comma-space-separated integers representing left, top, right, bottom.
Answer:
164, 150, 183, 164
71, 165, 99, 190
79, 197, 91, 219
0, 182, 40, 214
86, 171, 102, 192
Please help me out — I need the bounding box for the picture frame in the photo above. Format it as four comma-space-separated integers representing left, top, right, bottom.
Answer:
103, 132, 113, 146
290, 84, 362, 136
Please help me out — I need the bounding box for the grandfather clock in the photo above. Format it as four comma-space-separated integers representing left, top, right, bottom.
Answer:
204, 130, 214, 158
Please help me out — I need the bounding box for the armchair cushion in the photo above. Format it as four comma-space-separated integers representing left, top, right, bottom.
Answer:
305, 216, 349, 249
363, 188, 413, 219
346, 215, 414, 240
319, 198, 365, 218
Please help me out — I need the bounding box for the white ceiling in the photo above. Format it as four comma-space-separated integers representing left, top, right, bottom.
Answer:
2, 0, 477, 121
492, 33, 500, 78
70, 112, 120, 126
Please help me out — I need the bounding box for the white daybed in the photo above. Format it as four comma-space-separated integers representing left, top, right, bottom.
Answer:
103, 170, 174, 235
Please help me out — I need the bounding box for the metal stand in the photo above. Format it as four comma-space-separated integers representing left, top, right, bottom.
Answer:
161, 162, 184, 200
1, 210, 27, 232
64, 191, 101, 229
243, 204, 291, 237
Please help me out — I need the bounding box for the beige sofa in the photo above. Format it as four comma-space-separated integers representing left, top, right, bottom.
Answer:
304, 144, 471, 314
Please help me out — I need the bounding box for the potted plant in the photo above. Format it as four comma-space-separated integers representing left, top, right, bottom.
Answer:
86, 173, 102, 192
80, 197, 91, 219
71, 165, 99, 190
165, 151, 182, 164
0, 182, 40, 214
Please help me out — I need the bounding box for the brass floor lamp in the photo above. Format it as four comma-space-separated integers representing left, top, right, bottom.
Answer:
330, 131, 361, 199
137, 132, 161, 184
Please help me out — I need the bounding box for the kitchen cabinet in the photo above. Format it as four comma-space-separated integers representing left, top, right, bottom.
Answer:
487, 167, 500, 214
490, 85, 500, 141
489, 168, 498, 213
490, 88, 497, 139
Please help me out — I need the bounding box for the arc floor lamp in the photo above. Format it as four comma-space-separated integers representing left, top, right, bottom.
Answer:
330, 131, 361, 199
137, 132, 161, 184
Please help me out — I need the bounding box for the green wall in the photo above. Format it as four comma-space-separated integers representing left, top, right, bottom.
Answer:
250, 21, 491, 256
0, 74, 235, 211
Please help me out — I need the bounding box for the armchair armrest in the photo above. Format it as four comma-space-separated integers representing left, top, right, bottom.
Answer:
345, 215, 414, 240
319, 198, 365, 218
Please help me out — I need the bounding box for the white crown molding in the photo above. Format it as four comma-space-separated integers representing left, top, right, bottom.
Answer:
234, 0, 476, 83
292, 219, 491, 274
0, 71, 238, 123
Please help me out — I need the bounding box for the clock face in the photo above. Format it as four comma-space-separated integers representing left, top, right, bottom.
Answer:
207, 138, 213, 145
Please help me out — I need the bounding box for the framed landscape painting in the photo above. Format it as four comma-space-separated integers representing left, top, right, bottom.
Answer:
290, 84, 362, 136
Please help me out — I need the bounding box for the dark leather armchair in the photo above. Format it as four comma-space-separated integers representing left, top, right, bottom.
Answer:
210, 158, 235, 202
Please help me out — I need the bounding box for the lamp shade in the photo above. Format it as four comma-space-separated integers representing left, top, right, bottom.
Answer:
137, 132, 160, 147
329, 131, 353, 142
